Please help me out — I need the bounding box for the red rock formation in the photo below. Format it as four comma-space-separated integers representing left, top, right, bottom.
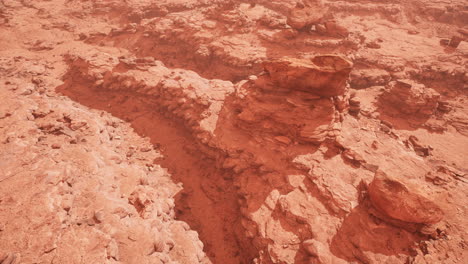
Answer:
380, 80, 440, 118
259, 55, 353, 97
368, 171, 444, 224
287, 0, 328, 30
0, 0, 467, 264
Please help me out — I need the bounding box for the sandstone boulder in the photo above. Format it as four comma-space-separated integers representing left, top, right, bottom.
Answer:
379, 80, 440, 117
287, 1, 328, 30
368, 171, 443, 224
258, 55, 353, 97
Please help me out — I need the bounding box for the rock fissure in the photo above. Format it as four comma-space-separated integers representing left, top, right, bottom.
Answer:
57, 66, 258, 264
55, 52, 357, 263
1, 1, 467, 264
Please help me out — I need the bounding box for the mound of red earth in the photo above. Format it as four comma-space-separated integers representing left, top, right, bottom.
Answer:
1, 0, 467, 264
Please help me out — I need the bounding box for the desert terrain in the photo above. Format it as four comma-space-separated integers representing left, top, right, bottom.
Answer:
0, 0, 467, 263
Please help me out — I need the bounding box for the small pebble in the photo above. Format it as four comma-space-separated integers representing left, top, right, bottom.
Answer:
51, 143, 61, 149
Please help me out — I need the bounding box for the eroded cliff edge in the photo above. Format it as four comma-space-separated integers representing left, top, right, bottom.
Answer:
1, 1, 467, 264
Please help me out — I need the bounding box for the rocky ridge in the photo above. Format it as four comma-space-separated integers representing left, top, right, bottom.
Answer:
0, 0, 467, 264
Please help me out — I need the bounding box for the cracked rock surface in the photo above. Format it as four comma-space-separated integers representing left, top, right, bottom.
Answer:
0, 0, 467, 264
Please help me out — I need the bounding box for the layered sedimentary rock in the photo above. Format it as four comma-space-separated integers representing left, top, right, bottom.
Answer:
1, 0, 467, 264
287, 0, 328, 30
258, 56, 353, 97
368, 171, 444, 224
379, 80, 440, 118
229, 55, 352, 144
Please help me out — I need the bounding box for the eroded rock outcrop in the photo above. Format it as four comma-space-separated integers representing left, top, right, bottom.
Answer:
368, 171, 444, 225
1, 0, 467, 263
379, 80, 440, 118
258, 55, 353, 97
225, 55, 353, 145
0, 58, 208, 264
287, 0, 328, 30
